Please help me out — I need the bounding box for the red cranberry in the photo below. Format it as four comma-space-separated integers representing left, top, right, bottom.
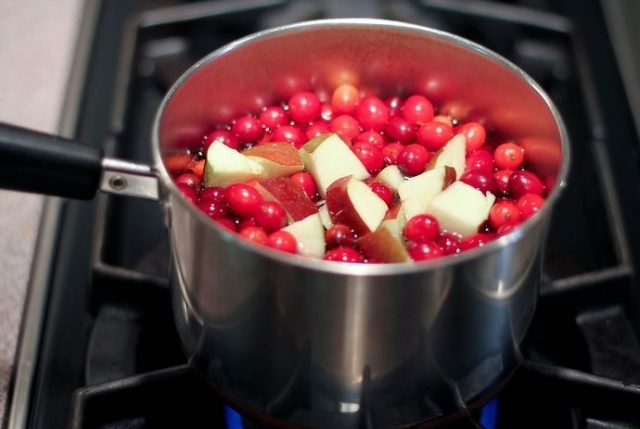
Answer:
216, 218, 237, 232
321, 104, 335, 121
197, 200, 228, 220
403, 214, 440, 243
290, 172, 317, 199
494, 169, 514, 195
401, 95, 434, 124
237, 217, 257, 230
330, 114, 361, 142
382, 142, 404, 165
271, 125, 307, 148
288, 92, 322, 123
225, 183, 263, 217
509, 171, 545, 198
232, 115, 264, 143
254, 201, 287, 232
323, 246, 363, 263
497, 223, 518, 236
406, 241, 443, 261
305, 121, 331, 139
385, 96, 403, 116
175, 173, 201, 189
331, 84, 359, 114
368, 181, 394, 206
416, 121, 454, 151
466, 150, 494, 173
385, 117, 416, 143
460, 170, 498, 194
354, 130, 385, 149
177, 183, 197, 204
352, 142, 384, 174
259, 106, 288, 130
239, 226, 268, 245
398, 144, 431, 176
489, 200, 520, 229
457, 122, 486, 151
516, 193, 545, 220
494, 142, 524, 170
199, 186, 226, 203
205, 129, 239, 151
257, 134, 272, 146
325, 224, 356, 249
437, 232, 462, 255
354, 96, 389, 131
461, 233, 494, 251
267, 230, 297, 253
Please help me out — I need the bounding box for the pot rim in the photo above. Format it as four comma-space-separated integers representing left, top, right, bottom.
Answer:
151, 18, 571, 276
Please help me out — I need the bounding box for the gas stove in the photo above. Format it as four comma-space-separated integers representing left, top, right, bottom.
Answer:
6, 0, 640, 428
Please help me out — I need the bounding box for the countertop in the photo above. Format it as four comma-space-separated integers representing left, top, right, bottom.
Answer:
0, 0, 83, 422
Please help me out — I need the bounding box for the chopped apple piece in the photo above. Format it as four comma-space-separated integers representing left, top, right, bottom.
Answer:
299, 133, 370, 197
243, 142, 304, 179
256, 177, 317, 222
204, 140, 264, 187
380, 204, 407, 241
375, 165, 405, 193
326, 176, 388, 236
427, 134, 466, 179
358, 228, 410, 263
426, 181, 496, 238
397, 167, 447, 220
282, 213, 326, 258
318, 204, 333, 229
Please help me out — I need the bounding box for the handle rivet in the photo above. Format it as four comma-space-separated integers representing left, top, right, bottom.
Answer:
109, 175, 127, 190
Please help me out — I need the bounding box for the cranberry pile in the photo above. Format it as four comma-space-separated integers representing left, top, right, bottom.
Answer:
167, 84, 548, 263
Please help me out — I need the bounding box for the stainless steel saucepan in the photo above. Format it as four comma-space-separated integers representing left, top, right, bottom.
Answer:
0, 19, 569, 428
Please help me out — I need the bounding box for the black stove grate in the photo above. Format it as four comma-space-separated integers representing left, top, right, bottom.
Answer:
17, 0, 640, 428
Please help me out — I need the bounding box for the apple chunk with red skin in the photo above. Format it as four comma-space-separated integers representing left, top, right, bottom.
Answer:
300, 133, 370, 198
427, 134, 466, 179
204, 140, 264, 187
282, 213, 325, 258
397, 166, 455, 221
358, 228, 410, 263
243, 142, 304, 179
375, 165, 405, 193
255, 177, 317, 222
326, 176, 388, 236
426, 181, 496, 238
379, 203, 407, 241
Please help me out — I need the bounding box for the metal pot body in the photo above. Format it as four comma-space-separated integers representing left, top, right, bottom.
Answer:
153, 20, 569, 428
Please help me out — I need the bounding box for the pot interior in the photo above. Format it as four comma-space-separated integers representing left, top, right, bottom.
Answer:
156, 20, 564, 189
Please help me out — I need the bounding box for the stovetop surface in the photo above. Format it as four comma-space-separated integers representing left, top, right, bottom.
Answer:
10, 0, 640, 428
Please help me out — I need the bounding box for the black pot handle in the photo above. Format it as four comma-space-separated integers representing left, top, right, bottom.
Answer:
0, 122, 103, 199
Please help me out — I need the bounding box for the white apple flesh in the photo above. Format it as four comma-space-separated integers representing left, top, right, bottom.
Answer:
318, 204, 333, 230
397, 167, 446, 221
427, 134, 466, 180
380, 204, 407, 241
375, 165, 405, 193
426, 181, 496, 238
204, 140, 264, 187
326, 176, 388, 236
282, 213, 326, 258
299, 133, 370, 198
